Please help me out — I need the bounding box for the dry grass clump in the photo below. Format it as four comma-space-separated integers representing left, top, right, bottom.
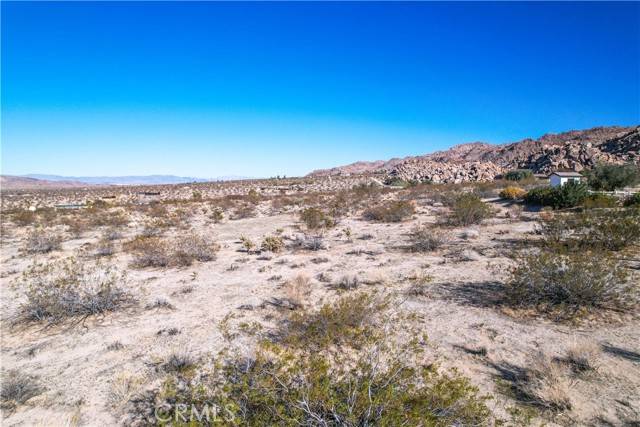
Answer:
1, 370, 42, 410
261, 235, 284, 253
283, 274, 311, 308
363, 200, 415, 222
87, 209, 130, 227
15, 258, 134, 325
232, 203, 257, 219
333, 274, 360, 291
564, 341, 601, 373
507, 251, 636, 320
108, 372, 144, 409
447, 193, 493, 226
23, 229, 62, 253
408, 224, 450, 252
523, 354, 573, 412
93, 239, 116, 258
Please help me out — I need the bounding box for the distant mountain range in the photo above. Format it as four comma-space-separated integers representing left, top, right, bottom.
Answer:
308, 125, 640, 183
0, 174, 253, 190
22, 174, 251, 185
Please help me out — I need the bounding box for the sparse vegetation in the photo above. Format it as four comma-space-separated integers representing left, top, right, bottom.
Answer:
448, 193, 493, 226
506, 251, 636, 319
299, 207, 335, 229
23, 229, 62, 253
1, 370, 42, 410
363, 200, 415, 222
408, 224, 449, 252
15, 258, 134, 325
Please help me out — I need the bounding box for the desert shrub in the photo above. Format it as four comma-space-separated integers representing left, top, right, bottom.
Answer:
93, 239, 115, 257
209, 207, 224, 223
281, 292, 388, 351
363, 200, 415, 223
448, 193, 493, 226
233, 203, 256, 219
172, 234, 218, 266
11, 210, 37, 227
538, 209, 640, 252
299, 207, 334, 230
624, 193, 640, 207
289, 234, 326, 251
582, 193, 618, 209
88, 209, 130, 227
585, 163, 640, 191
148, 292, 491, 426
1, 370, 42, 409
408, 225, 449, 252
334, 274, 360, 291
239, 235, 256, 253
261, 235, 284, 253
127, 236, 171, 268
499, 186, 527, 200
505, 169, 534, 181
15, 258, 133, 325
506, 251, 636, 319
524, 182, 588, 209
23, 229, 62, 253
247, 188, 261, 204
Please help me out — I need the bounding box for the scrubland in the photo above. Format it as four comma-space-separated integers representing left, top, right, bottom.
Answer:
1, 175, 639, 426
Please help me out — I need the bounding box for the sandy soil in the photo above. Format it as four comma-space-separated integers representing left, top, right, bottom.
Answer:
1, 187, 638, 426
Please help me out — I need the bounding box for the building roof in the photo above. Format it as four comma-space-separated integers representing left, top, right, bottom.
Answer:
549, 171, 583, 178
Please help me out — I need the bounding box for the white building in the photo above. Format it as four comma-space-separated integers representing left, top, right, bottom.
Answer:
549, 171, 584, 188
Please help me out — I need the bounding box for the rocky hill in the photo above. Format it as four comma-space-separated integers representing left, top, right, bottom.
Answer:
308, 125, 639, 183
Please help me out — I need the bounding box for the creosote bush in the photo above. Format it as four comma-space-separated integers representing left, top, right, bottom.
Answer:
506, 251, 636, 320
15, 258, 134, 325
408, 225, 449, 252
299, 207, 335, 230
23, 229, 62, 254
505, 169, 534, 181
448, 193, 493, 226
145, 292, 491, 426
582, 193, 618, 209
524, 182, 588, 209
363, 200, 415, 222
538, 208, 640, 252
127, 234, 218, 268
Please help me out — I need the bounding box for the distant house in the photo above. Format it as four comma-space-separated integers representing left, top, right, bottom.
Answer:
549, 171, 584, 188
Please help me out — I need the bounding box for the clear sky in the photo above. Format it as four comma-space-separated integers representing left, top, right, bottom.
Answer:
2, 1, 639, 178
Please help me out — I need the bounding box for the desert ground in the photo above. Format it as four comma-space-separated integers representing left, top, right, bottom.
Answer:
1, 176, 638, 426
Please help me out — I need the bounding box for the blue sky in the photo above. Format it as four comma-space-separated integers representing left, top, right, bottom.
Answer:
2, 2, 639, 178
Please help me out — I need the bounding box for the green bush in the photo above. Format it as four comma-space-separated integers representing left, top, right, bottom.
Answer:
524, 182, 588, 209
300, 207, 334, 230
582, 193, 618, 209
448, 193, 493, 226
624, 193, 640, 207
506, 251, 636, 320
585, 163, 640, 191
505, 169, 534, 181
363, 200, 415, 223
147, 292, 491, 426
539, 209, 640, 252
